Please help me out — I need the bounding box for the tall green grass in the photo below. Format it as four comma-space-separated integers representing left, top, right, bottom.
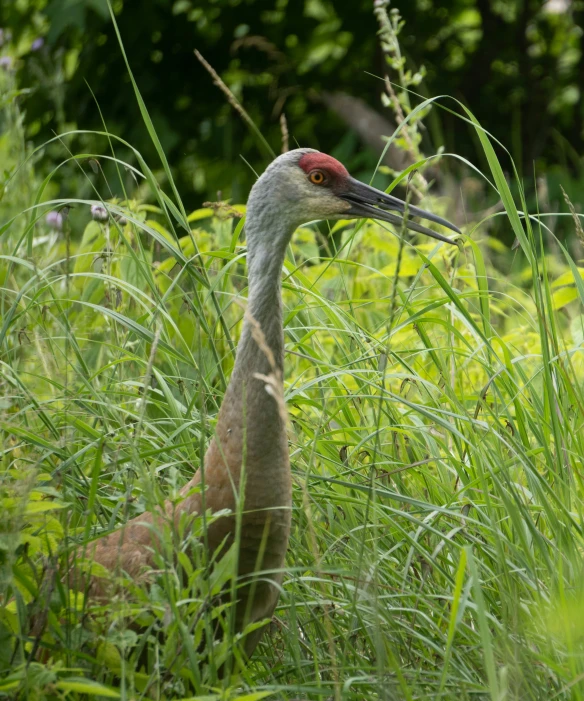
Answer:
2, 34, 584, 701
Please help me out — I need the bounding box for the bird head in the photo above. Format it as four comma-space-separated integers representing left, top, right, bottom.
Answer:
246, 148, 460, 246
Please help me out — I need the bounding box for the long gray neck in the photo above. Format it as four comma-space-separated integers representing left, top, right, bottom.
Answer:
231, 212, 293, 383
214, 213, 293, 480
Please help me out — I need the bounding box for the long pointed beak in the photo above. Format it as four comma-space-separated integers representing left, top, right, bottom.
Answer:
341, 177, 460, 244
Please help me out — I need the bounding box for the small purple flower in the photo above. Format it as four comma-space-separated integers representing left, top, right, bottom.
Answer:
46, 210, 63, 231
31, 37, 44, 52
91, 204, 109, 222
0, 56, 13, 70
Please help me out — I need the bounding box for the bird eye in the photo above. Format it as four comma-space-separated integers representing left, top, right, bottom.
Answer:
309, 170, 326, 185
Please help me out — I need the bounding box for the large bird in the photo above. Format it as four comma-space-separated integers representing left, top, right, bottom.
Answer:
73, 148, 460, 661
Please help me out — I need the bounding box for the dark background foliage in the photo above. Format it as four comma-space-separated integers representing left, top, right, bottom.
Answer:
3, 0, 584, 223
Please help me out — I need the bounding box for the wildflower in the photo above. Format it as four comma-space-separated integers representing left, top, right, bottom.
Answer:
91, 204, 109, 222
31, 38, 44, 52
0, 56, 12, 70
45, 210, 63, 231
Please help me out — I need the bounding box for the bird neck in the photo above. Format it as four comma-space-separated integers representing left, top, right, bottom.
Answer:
209, 220, 293, 491
233, 237, 288, 381
216, 211, 293, 462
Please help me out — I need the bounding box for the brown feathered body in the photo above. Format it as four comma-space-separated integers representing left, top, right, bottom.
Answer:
83, 356, 291, 654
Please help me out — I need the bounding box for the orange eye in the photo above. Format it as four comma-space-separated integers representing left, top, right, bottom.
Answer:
309, 170, 326, 185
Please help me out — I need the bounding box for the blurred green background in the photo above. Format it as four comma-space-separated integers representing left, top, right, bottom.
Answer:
2, 0, 584, 241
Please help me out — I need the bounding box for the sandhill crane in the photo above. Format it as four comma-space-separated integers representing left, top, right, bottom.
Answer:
72, 148, 460, 661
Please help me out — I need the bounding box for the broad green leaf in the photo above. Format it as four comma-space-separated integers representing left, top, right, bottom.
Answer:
55, 679, 120, 697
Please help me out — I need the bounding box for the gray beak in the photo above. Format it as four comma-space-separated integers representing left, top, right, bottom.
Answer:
341, 177, 460, 244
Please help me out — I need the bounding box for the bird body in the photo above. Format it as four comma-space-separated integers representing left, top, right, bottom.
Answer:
74, 149, 459, 659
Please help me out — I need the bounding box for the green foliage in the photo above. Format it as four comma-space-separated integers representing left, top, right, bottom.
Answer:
3, 0, 584, 234
2, 112, 584, 701
3, 4, 584, 699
